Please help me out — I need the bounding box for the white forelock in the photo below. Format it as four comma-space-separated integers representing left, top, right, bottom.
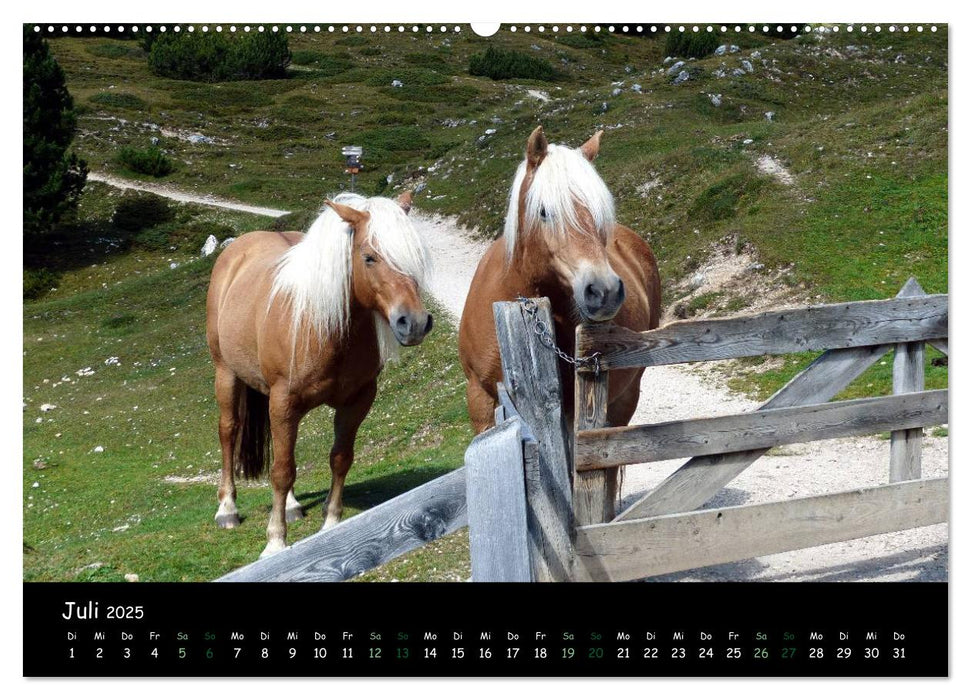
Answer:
269, 193, 430, 363
502, 143, 616, 259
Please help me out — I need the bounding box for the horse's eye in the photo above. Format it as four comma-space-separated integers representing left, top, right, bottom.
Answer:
539, 206, 550, 222
363, 254, 377, 266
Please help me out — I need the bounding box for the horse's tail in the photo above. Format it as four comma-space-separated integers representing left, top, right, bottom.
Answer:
234, 386, 272, 480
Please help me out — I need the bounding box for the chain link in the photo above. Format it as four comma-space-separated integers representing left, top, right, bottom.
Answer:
517, 296, 602, 376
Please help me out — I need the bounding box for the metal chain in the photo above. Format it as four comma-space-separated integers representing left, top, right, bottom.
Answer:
517, 296, 602, 376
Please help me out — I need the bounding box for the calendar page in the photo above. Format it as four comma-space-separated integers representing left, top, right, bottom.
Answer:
22, 18, 948, 678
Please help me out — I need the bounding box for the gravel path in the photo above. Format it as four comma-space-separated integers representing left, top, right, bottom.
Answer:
88, 172, 291, 218
412, 211, 949, 583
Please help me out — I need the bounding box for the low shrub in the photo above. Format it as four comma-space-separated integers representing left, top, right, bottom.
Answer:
117, 146, 174, 177
665, 31, 720, 58
148, 31, 291, 81
112, 193, 174, 232
23, 268, 61, 300
469, 46, 558, 81
557, 32, 608, 49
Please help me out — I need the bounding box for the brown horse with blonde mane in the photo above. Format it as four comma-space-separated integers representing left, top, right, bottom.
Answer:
459, 126, 661, 433
206, 192, 432, 558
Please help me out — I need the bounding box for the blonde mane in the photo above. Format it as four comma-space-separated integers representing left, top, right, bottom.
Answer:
269, 193, 430, 363
502, 143, 616, 259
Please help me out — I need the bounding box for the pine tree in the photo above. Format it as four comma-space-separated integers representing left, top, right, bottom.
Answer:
23, 26, 87, 237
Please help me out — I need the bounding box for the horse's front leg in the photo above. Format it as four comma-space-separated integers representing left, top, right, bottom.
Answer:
261, 387, 304, 558
324, 380, 377, 529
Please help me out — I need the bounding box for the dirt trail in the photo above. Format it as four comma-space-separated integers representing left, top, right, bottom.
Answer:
90, 174, 947, 582
88, 172, 291, 218
412, 211, 948, 583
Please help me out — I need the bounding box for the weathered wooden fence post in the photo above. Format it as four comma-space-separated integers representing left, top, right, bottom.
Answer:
574, 327, 616, 525
465, 417, 532, 582
493, 299, 575, 581
890, 277, 926, 482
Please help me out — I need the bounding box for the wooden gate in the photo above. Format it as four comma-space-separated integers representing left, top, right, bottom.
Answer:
468, 279, 948, 581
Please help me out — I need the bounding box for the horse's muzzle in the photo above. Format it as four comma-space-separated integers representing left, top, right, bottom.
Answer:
576, 273, 625, 322
391, 309, 433, 346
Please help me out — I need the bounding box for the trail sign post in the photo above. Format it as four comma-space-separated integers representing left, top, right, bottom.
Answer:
342, 145, 364, 192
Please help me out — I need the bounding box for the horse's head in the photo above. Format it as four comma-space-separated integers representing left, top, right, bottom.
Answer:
325, 192, 433, 346
505, 126, 625, 322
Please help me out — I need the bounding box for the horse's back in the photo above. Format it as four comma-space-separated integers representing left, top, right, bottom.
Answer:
206, 231, 300, 379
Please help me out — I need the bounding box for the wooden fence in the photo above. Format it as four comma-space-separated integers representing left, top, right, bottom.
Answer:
219, 279, 947, 583
470, 278, 947, 581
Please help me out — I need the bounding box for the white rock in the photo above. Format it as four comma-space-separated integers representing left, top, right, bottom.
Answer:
40, 404, 57, 412
484, 128, 497, 135
666, 60, 685, 76
219, 237, 236, 249
201, 235, 218, 257
672, 70, 690, 85
611, 88, 622, 97
169, 262, 179, 270
93, 446, 105, 453
743, 138, 754, 145
765, 111, 775, 121
391, 79, 404, 88
709, 94, 722, 107
125, 573, 139, 582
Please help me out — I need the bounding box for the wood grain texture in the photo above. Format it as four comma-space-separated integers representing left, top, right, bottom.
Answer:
577, 294, 947, 370
575, 477, 948, 581
576, 390, 948, 470
216, 468, 467, 582
616, 281, 929, 522
574, 328, 616, 525
466, 417, 532, 582
890, 278, 926, 482
493, 300, 574, 581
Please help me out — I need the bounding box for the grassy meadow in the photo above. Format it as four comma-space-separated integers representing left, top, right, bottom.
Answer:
24, 25, 947, 581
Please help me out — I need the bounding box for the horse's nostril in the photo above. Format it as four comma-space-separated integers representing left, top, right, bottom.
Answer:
395, 315, 409, 329
585, 283, 604, 302
424, 314, 434, 334
617, 278, 625, 298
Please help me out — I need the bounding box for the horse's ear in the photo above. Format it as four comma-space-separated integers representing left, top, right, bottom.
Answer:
324, 199, 370, 232
397, 190, 413, 215
579, 129, 604, 161
526, 125, 548, 169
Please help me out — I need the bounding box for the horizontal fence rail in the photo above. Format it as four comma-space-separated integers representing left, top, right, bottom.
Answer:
217, 468, 467, 582
574, 477, 949, 581
576, 294, 947, 370
575, 389, 948, 471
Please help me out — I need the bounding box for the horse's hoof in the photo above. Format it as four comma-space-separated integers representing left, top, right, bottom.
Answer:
285, 507, 305, 523
259, 541, 288, 559
321, 516, 341, 531
215, 514, 240, 529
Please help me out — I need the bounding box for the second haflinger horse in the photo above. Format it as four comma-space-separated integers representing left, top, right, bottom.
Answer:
206, 192, 433, 558
459, 126, 661, 434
